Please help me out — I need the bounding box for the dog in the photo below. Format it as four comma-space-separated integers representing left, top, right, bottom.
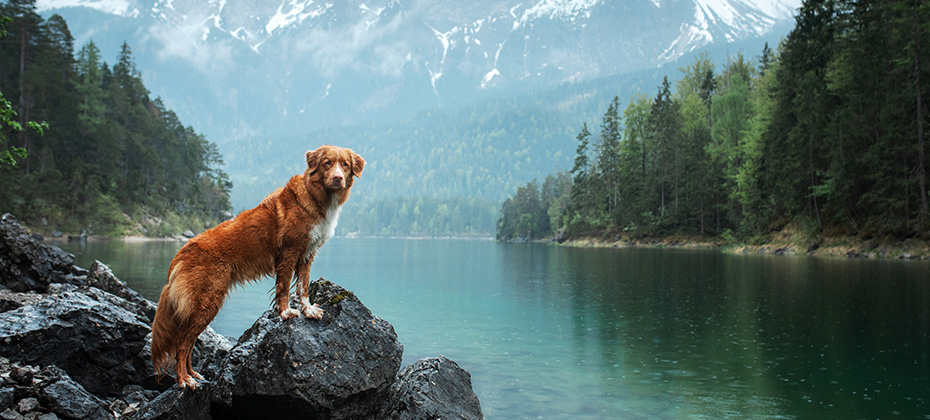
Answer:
150, 145, 364, 389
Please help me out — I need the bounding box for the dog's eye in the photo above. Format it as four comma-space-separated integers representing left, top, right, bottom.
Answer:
323, 160, 332, 166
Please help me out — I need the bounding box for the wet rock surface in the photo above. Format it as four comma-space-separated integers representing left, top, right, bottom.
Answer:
208, 279, 404, 419
383, 356, 484, 420
0, 214, 79, 293
0, 215, 483, 419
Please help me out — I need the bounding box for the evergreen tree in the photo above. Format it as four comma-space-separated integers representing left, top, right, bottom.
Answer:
595, 96, 622, 222
618, 94, 651, 231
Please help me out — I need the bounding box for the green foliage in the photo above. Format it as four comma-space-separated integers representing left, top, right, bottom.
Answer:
0, 13, 44, 168
0, 95, 28, 166
496, 172, 571, 241
498, 0, 930, 241
0, 5, 231, 236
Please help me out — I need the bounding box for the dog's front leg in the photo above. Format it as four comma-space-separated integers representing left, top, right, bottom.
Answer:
275, 249, 301, 320
296, 254, 323, 319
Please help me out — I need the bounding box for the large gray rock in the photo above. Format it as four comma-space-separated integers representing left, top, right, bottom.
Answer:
129, 386, 212, 420
0, 286, 151, 396
87, 261, 158, 322
208, 278, 404, 419
382, 356, 485, 420
37, 365, 115, 420
0, 214, 79, 292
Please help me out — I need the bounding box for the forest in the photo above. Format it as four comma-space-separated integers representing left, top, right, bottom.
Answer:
0, 1, 231, 236
498, 0, 930, 245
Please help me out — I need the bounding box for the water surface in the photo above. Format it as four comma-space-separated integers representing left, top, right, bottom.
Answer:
56, 238, 930, 419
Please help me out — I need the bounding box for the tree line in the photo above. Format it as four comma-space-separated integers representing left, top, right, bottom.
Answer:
0, 0, 231, 236
498, 0, 929, 243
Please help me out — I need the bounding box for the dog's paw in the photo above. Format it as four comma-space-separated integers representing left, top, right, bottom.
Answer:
179, 376, 199, 390
302, 303, 324, 319
191, 371, 204, 381
280, 308, 300, 320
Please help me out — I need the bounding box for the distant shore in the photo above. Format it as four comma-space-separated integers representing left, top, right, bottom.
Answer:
32, 225, 930, 260
555, 233, 930, 260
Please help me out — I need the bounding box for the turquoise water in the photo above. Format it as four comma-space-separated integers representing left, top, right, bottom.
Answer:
56, 238, 930, 419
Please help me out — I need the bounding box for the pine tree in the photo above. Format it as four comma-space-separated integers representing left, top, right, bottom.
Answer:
596, 96, 622, 221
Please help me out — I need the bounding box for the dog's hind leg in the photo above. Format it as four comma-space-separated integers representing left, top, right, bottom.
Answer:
174, 309, 216, 389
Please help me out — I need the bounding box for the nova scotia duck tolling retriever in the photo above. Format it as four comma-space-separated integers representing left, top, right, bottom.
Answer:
150, 145, 365, 389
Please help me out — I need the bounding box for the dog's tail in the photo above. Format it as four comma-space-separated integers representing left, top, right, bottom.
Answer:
151, 263, 190, 380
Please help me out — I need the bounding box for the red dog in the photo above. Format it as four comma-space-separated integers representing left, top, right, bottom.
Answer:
151, 145, 364, 389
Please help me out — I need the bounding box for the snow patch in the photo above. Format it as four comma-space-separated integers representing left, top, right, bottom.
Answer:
36, 0, 139, 18
266, 0, 333, 35
512, 0, 598, 30
480, 68, 500, 89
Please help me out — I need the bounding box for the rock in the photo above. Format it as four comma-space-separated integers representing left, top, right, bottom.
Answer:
0, 287, 151, 396
86, 261, 158, 321
10, 365, 37, 385
381, 356, 484, 420
208, 278, 403, 419
181, 231, 195, 239
35, 366, 113, 420
0, 214, 76, 292
0, 290, 43, 314
131, 386, 211, 420
0, 409, 21, 420
0, 387, 13, 410
16, 397, 39, 413
50, 232, 62, 239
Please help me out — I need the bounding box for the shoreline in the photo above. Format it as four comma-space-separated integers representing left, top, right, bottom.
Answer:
30, 224, 929, 261
552, 234, 930, 260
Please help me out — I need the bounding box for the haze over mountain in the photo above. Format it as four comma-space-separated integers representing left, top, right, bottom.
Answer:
36, 0, 800, 234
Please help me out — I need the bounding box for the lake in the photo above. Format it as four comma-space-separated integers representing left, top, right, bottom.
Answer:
53, 238, 930, 419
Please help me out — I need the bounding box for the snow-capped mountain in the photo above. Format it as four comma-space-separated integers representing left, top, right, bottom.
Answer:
36, 0, 800, 141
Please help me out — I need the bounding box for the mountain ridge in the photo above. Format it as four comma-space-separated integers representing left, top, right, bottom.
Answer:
37, 0, 801, 143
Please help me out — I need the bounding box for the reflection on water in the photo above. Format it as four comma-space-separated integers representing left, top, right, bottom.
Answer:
55, 238, 930, 419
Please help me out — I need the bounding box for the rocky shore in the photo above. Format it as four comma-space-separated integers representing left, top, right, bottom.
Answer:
0, 214, 484, 419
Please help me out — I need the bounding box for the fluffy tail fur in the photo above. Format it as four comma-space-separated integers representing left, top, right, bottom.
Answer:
151, 269, 184, 380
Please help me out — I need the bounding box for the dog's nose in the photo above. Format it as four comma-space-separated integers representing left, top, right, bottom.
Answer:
332, 174, 344, 183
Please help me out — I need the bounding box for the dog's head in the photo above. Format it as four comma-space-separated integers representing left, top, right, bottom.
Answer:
305, 145, 365, 190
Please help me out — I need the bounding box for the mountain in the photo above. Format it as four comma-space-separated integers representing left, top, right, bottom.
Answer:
37, 0, 799, 138
34, 0, 800, 234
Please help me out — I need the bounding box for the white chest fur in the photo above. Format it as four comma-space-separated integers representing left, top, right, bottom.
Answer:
306, 196, 342, 259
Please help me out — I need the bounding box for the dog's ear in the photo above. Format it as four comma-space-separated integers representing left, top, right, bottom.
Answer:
351, 152, 365, 178
306, 149, 320, 175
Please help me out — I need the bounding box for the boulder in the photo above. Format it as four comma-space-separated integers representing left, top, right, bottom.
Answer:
0, 214, 79, 292
87, 261, 157, 321
36, 366, 114, 420
208, 278, 404, 419
0, 285, 151, 396
381, 356, 484, 420
129, 386, 212, 420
